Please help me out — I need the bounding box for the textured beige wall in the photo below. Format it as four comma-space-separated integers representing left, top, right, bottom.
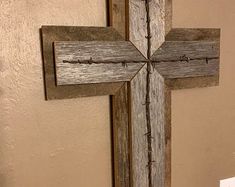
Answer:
172, 0, 235, 187
0, 1, 112, 187
0, 0, 235, 187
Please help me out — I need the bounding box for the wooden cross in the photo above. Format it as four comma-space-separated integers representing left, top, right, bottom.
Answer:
41, 0, 220, 187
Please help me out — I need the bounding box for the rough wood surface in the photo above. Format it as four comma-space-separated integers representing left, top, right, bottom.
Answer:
154, 58, 219, 79
109, 0, 128, 39
166, 28, 220, 41
54, 41, 146, 85
41, 26, 125, 99
166, 75, 219, 90
129, 0, 148, 57
149, 0, 165, 56
149, 70, 166, 187
164, 89, 171, 187
165, 0, 172, 35
109, 0, 172, 57
111, 83, 130, 187
151, 41, 219, 79
130, 64, 149, 187
129, 65, 168, 187
152, 28, 220, 90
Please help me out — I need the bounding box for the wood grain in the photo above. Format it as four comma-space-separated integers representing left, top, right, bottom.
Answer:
152, 28, 220, 90
54, 41, 146, 85
41, 26, 125, 99
129, 0, 148, 57
109, 0, 128, 39
149, 0, 165, 56
165, 75, 219, 90
129, 64, 149, 187
165, 0, 172, 35
151, 40, 219, 79
164, 88, 171, 187
149, 70, 166, 187
128, 65, 170, 187
166, 28, 220, 41
109, 0, 173, 57
153, 58, 219, 79
111, 83, 130, 187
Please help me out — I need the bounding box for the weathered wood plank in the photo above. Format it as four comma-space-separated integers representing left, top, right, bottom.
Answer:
150, 70, 166, 187
130, 64, 149, 187
153, 59, 219, 79
110, 0, 173, 57
41, 26, 125, 99
111, 83, 130, 187
165, 75, 219, 90
109, 0, 128, 39
151, 28, 220, 89
149, 0, 165, 56
165, 0, 172, 35
129, 0, 148, 57
152, 41, 219, 62
164, 88, 171, 187
54, 41, 146, 85
129, 66, 170, 187
151, 41, 219, 79
166, 28, 220, 41
54, 41, 145, 62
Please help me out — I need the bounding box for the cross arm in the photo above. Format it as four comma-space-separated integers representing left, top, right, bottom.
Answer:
54, 41, 146, 85
41, 26, 131, 100
151, 28, 220, 90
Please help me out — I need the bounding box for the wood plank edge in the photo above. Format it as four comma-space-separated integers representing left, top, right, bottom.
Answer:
165, 28, 221, 41
165, 75, 219, 90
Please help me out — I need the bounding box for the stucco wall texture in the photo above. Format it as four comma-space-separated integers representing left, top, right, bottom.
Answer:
0, 1, 112, 187
0, 0, 235, 187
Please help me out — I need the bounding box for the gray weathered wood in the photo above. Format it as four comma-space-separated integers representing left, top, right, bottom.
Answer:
128, 0, 171, 57
149, 0, 165, 56
154, 58, 219, 79
129, 64, 148, 186
111, 83, 130, 187
129, 65, 168, 187
130, 64, 149, 187
150, 70, 166, 187
129, 0, 148, 57
54, 41, 146, 85
151, 40, 219, 79
152, 28, 220, 89
152, 41, 219, 63
41, 26, 125, 99
109, 0, 173, 57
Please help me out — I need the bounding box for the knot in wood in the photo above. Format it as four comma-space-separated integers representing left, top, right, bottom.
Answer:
179, 54, 191, 62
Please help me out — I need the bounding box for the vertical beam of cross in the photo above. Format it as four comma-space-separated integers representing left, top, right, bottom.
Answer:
110, 0, 172, 186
